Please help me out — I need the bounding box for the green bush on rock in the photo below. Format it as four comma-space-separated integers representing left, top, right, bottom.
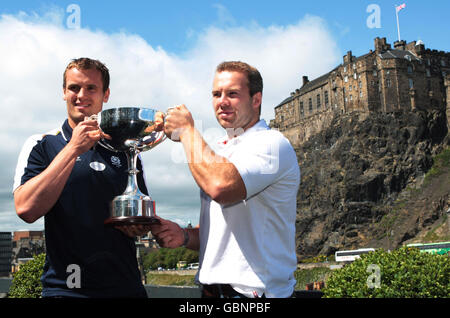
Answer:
323, 247, 449, 298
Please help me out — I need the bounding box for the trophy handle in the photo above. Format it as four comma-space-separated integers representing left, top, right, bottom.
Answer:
138, 110, 167, 150
98, 138, 118, 152
139, 130, 166, 151
94, 112, 119, 152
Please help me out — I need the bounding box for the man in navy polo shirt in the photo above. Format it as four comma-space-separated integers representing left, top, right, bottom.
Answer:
13, 58, 148, 298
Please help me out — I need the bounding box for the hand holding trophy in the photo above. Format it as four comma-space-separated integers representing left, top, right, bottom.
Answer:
94, 107, 166, 227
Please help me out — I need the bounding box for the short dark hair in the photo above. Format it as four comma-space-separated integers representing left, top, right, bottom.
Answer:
216, 61, 263, 97
63, 57, 110, 93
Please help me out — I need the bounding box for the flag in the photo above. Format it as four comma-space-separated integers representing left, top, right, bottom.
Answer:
396, 3, 406, 12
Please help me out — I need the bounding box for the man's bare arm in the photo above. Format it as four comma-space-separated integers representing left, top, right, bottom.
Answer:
14, 120, 102, 223
164, 105, 246, 205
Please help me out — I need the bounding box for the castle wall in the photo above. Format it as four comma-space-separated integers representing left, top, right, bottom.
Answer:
272, 38, 450, 144
280, 110, 370, 148
445, 75, 450, 128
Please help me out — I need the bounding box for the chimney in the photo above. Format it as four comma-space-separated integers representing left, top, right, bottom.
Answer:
394, 40, 406, 50
343, 51, 353, 64
302, 76, 309, 86
374, 37, 391, 53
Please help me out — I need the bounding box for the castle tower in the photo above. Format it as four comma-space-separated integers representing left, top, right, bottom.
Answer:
445, 74, 450, 129
394, 40, 406, 50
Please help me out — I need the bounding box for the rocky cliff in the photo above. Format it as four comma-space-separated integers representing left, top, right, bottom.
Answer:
294, 107, 449, 259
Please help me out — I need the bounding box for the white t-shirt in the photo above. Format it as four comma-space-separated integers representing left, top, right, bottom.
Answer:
197, 120, 300, 298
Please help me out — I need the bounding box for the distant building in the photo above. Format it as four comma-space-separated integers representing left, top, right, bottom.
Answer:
13, 230, 44, 242
271, 37, 450, 143
0, 232, 12, 277
11, 230, 45, 273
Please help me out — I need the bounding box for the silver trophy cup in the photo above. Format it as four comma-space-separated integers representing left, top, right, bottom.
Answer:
96, 107, 166, 226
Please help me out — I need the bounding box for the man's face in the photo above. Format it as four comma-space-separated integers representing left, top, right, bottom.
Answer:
63, 67, 110, 128
212, 71, 261, 132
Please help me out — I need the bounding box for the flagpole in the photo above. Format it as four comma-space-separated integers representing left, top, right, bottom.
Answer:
395, 5, 401, 41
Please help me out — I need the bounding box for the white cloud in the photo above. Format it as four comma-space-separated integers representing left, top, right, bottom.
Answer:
0, 8, 340, 231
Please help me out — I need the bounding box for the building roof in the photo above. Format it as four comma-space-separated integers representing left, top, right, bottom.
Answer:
299, 72, 331, 94
379, 49, 421, 61
276, 95, 295, 108
275, 71, 333, 108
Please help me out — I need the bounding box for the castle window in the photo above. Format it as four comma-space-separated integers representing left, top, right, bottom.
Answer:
344, 76, 348, 82
309, 98, 313, 112
441, 59, 446, 67
353, 73, 357, 80
360, 91, 363, 98
353, 63, 356, 70
324, 91, 329, 107
427, 58, 431, 66
407, 66, 413, 74
359, 81, 362, 89
350, 95, 353, 101
426, 69, 431, 77
344, 66, 347, 73
373, 70, 377, 77
386, 79, 391, 87
409, 78, 414, 89
317, 94, 321, 109
349, 85, 352, 91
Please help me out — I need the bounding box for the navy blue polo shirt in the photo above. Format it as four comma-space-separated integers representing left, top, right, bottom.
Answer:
15, 119, 148, 298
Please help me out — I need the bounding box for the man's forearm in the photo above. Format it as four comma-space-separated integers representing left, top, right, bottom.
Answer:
14, 143, 78, 223
180, 127, 246, 204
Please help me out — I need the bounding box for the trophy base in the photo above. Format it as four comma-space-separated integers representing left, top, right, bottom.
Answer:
104, 195, 159, 226
104, 216, 160, 226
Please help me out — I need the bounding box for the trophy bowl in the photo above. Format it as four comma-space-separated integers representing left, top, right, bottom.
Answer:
96, 107, 166, 226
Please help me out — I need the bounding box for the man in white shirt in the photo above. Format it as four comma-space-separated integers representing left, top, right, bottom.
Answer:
151, 61, 300, 298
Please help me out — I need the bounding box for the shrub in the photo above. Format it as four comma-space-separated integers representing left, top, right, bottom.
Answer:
323, 247, 450, 298
8, 253, 45, 298
294, 267, 332, 290
143, 247, 199, 270
146, 273, 196, 286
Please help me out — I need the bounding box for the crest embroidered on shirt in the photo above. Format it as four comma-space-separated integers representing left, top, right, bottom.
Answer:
111, 156, 121, 168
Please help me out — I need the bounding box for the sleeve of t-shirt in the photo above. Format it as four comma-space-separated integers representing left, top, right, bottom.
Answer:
228, 131, 296, 200
13, 135, 49, 193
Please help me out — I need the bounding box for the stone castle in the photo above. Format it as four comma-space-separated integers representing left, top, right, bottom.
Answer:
271, 37, 450, 147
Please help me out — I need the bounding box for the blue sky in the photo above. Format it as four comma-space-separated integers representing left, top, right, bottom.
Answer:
0, 0, 449, 232
2, 0, 449, 56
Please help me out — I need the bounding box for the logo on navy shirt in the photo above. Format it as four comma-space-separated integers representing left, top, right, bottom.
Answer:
111, 156, 122, 168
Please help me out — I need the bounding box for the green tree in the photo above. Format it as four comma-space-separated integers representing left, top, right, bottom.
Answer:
323, 247, 450, 298
8, 253, 45, 298
143, 248, 199, 270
